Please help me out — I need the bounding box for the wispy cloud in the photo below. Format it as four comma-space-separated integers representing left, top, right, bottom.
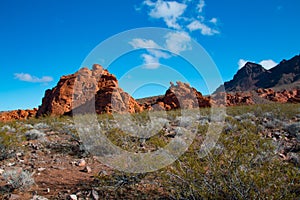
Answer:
165, 31, 191, 54
14, 73, 53, 83
135, 0, 219, 69
144, 0, 187, 29
197, 0, 205, 13
238, 59, 278, 70
129, 38, 170, 69
141, 54, 161, 69
129, 31, 191, 69
142, 50, 170, 69
209, 17, 218, 24
187, 20, 219, 35
129, 38, 160, 49
141, 0, 219, 36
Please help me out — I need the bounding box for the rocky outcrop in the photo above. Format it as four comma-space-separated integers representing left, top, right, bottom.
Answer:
210, 92, 254, 106
215, 55, 300, 93
150, 81, 211, 111
37, 64, 142, 116
0, 109, 37, 122
257, 88, 300, 103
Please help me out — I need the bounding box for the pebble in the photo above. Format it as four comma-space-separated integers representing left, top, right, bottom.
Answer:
38, 167, 46, 172
8, 194, 20, 200
76, 159, 86, 167
16, 152, 23, 157
98, 170, 108, 176
92, 190, 99, 200
69, 194, 77, 200
82, 166, 92, 173
31, 195, 49, 200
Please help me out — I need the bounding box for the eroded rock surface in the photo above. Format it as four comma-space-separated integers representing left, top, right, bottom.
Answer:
37, 64, 142, 116
0, 109, 37, 122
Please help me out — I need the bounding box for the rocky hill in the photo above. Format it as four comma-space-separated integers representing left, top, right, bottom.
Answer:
36, 64, 142, 117
215, 55, 300, 93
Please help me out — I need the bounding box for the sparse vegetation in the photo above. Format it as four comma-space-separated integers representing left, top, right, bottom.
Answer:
2, 169, 34, 191
0, 103, 299, 199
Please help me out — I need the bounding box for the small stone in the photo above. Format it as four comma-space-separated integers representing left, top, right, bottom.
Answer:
38, 167, 46, 172
92, 190, 99, 200
98, 170, 108, 176
76, 159, 86, 167
7, 162, 15, 167
69, 194, 77, 200
82, 166, 92, 173
9, 194, 20, 200
0, 169, 4, 175
31, 195, 49, 200
16, 152, 23, 157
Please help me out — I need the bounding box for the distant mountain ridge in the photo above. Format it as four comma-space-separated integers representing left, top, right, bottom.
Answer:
215, 55, 300, 93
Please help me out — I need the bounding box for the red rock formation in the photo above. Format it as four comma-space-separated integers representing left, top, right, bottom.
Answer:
152, 81, 211, 111
210, 92, 254, 107
288, 89, 300, 103
37, 64, 142, 116
0, 109, 37, 122
225, 92, 254, 106
256, 88, 300, 103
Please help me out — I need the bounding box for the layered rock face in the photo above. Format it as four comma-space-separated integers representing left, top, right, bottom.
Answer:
37, 64, 142, 116
0, 109, 37, 122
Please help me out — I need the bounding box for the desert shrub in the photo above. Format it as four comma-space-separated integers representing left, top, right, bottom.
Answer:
25, 129, 45, 140
81, 104, 300, 199
284, 123, 300, 140
2, 169, 34, 191
158, 123, 299, 199
93, 171, 167, 199
33, 122, 50, 129
1, 125, 16, 133
0, 130, 20, 161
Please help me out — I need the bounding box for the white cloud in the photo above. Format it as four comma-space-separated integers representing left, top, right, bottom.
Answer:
129, 31, 192, 69
165, 31, 192, 54
129, 38, 170, 70
143, 0, 155, 6
209, 17, 218, 24
238, 59, 249, 69
259, 59, 277, 69
238, 59, 278, 69
148, 49, 170, 59
141, 0, 220, 36
144, 0, 187, 29
187, 20, 219, 35
14, 73, 53, 83
129, 38, 160, 49
141, 54, 161, 69
141, 50, 170, 69
197, 0, 205, 13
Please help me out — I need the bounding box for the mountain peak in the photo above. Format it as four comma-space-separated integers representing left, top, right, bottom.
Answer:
233, 62, 266, 81
215, 55, 300, 93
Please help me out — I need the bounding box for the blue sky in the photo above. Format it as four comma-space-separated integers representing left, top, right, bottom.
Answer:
0, 0, 299, 111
